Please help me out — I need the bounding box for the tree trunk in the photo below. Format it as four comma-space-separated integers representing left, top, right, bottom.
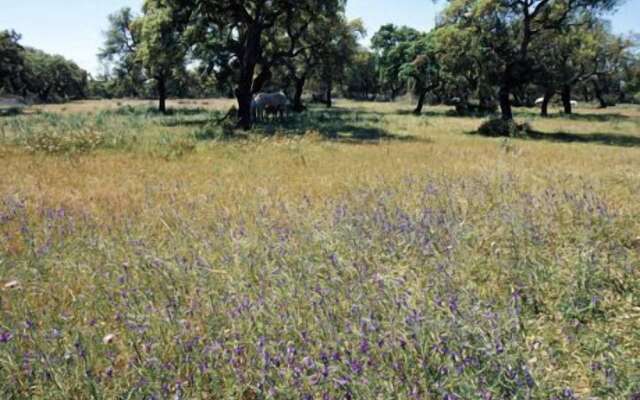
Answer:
414, 86, 429, 115
325, 80, 332, 108
540, 89, 554, 117
390, 86, 399, 101
235, 27, 261, 130
157, 76, 167, 114
592, 80, 607, 109
561, 85, 572, 114
252, 66, 272, 95
499, 84, 513, 121
293, 76, 306, 112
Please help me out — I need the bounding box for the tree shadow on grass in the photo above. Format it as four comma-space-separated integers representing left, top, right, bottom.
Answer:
274, 108, 419, 143
395, 107, 502, 119
194, 107, 421, 144
517, 110, 631, 122
526, 130, 640, 148
472, 127, 640, 148
395, 109, 451, 118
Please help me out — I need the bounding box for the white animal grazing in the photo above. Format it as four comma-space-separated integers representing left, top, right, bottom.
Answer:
252, 91, 289, 122
534, 97, 578, 106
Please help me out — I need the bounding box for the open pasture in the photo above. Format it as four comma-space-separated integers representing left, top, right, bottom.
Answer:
1, 100, 640, 399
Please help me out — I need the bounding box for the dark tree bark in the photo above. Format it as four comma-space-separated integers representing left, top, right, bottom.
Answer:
292, 76, 306, 112
561, 84, 572, 114
235, 26, 262, 130
591, 80, 608, 109
499, 84, 513, 121
325, 80, 332, 108
540, 89, 554, 117
157, 75, 167, 114
414, 89, 428, 115
413, 82, 439, 115
252, 66, 272, 95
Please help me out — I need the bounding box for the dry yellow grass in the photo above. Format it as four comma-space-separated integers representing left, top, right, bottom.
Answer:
2, 99, 639, 221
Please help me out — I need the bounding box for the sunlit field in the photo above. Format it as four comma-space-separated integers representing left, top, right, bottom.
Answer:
1, 100, 639, 399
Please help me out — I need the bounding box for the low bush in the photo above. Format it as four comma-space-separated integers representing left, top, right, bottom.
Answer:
24, 128, 103, 155
477, 117, 531, 137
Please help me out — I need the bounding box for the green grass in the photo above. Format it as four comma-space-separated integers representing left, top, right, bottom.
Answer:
1, 99, 639, 399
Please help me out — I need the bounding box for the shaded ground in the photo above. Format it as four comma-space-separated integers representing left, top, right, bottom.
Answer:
526, 130, 640, 148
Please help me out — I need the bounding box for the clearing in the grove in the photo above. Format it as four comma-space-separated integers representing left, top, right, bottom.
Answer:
1, 100, 639, 398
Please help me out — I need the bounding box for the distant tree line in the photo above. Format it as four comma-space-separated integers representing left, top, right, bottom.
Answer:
2, 0, 639, 125
0, 30, 88, 103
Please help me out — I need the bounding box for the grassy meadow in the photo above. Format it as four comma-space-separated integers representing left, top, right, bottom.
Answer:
1, 99, 639, 399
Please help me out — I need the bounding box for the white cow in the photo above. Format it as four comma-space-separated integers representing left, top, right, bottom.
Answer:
535, 97, 578, 106
252, 91, 289, 122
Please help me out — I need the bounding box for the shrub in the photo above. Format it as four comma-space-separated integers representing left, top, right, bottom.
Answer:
477, 118, 530, 137
24, 128, 103, 155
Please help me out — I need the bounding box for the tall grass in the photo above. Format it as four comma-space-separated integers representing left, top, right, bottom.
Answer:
1, 100, 639, 399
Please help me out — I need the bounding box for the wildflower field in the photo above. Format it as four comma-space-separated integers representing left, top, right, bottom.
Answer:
1, 100, 639, 399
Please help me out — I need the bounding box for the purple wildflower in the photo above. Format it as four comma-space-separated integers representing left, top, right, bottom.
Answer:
334, 376, 350, 387
359, 338, 370, 354
0, 331, 13, 343
349, 359, 363, 375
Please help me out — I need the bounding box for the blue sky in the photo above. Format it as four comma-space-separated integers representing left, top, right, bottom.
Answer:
1, 0, 637, 75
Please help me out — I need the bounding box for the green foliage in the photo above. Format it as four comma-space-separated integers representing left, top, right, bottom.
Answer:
136, 1, 186, 81
439, 0, 623, 119
98, 8, 147, 98
22, 49, 88, 103
371, 24, 422, 99
308, 18, 365, 97
0, 30, 88, 103
0, 30, 25, 96
343, 48, 379, 99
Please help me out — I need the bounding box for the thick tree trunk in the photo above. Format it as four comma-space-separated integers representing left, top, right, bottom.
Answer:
252, 67, 272, 95
499, 85, 513, 121
561, 85, 572, 114
413, 89, 428, 115
157, 76, 167, 114
540, 89, 554, 117
293, 76, 306, 112
325, 80, 332, 108
592, 80, 607, 109
235, 27, 261, 130
236, 85, 254, 128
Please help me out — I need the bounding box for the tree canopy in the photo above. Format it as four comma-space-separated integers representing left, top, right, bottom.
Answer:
2, 0, 638, 127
